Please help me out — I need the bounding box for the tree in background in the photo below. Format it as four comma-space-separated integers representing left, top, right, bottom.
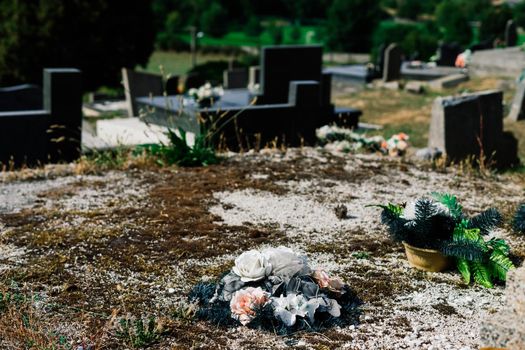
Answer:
513, 1, 525, 29
199, 0, 228, 37
435, 0, 473, 46
479, 4, 513, 43
372, 21, 439, 60
326, 0, 385, 52
0, 0, 154, 91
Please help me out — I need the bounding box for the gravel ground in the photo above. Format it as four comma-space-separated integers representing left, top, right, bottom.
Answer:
0, 148, 524, 349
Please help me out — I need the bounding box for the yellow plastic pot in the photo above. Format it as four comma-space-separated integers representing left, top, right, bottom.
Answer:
402, 242, 452, 272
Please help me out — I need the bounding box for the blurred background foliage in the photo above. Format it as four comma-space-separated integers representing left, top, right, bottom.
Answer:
0, 0, 523, 91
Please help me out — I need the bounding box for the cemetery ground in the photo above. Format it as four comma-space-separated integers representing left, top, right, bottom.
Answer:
2, 77, 525, 349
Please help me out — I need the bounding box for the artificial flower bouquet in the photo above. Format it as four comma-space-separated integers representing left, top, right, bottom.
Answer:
188, 247, 361, 334
380, 132, 409, 156
316, 126, 409, 156
188, 82, 224, 107
376, 193, 515, 288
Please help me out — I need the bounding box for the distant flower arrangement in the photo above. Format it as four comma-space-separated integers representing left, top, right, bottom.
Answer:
188, 82, 224, 107
381, 132, 409, 156
188, 247, 361, 333
317, 125, 410, 156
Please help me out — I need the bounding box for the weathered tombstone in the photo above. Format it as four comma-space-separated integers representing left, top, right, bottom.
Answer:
0, 84, 42, 111
505, 19, 518, 47
382, 43, 402, 82
248, 66, 260, 87
508, 81, 525, 121
437, 43, 462, 67
122, 68, 163, 117
223, 68, 249, 89
429, 90, 518, 167
258, 45, 323, 104
0, 68, 82, 166
122, 68, 178, 117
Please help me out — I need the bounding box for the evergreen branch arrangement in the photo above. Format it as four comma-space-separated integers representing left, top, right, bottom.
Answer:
374, 193, 515, 288
188, 247, 361, 334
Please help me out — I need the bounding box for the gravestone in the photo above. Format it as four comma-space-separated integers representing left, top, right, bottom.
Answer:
44, 68, 83, 163
508, 81, 525, 121
223, 68, 249, 89
138, 45, 362, 151
122, 68, 178, 117
0, 84, 42, 111
437, 43, 462, 67
382, 43, 402, 82
0, 68, 82, 166
429, 90, 518, 168
505, 20, 518, 47
249, 66, 260, 86
258, 45, 323, 104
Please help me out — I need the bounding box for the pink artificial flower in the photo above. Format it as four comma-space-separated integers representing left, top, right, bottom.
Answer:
312, 268, 345, 294
230, 287, 270, 326
397, 132, 409, 141
312, 268, 331, 288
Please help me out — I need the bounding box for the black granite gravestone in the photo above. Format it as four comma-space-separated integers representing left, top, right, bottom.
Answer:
429, 90, 518, 168
0, 68, 82, 167
383, 43, 402, 82
138, 45, 362, 151
258, 45, 323, 104
0, 84, 42, 111
223, 68, 249, 89
437, 43, 462, 67
122, 68, 178, 117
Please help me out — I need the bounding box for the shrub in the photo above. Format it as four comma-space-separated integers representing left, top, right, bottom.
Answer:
371, 21, 439, 61
479, 4, 513, 43
200, 1, 228, 38
0, 0, 155, 91
326, 0, 386, 52
435, 0, 474, 46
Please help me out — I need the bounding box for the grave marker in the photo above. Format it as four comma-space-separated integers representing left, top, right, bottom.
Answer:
428, 90, 518, 168
437, 43, 462, 67
505, 20, 518, 47
223, 68, 249, 89
0, 68, 82, 166
382, 43, 402, 82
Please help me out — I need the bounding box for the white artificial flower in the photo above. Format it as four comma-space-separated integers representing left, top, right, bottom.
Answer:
402, 199, 451, 221
402, 200, 417, 220
232, 250, 272, 282
262, 246, 310, 279
271, 293, 320, 326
